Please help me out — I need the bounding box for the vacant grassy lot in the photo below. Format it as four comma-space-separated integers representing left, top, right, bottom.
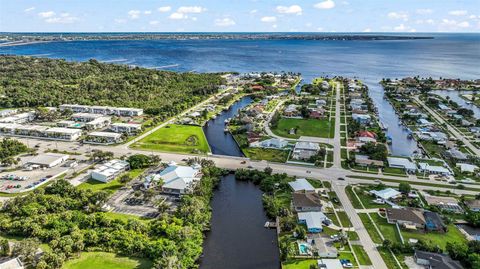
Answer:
132, 124, 210, 154
337, 211, 353, 227
77, 169, 144, 195
271, 118, 333, 138
63, 252, 152, 269
358, 213, 383, 244
352, 245, 372, 265
370, 213, 402, 243
282, 259, 316, 269
401, 224, 467, 250
243, 148, 289, 163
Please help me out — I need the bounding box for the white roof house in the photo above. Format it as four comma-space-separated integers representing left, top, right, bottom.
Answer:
370, 188, 401, 200
456, 163, 479, 173
288, 178, 315, 192
387, 157, 417, 172
297, 212, 327, 232
157, 165, 201, 195
250, 138, 288, 149
294, 141, 320, 151
91, 159, 129, 183
85, 131, 123, 145
418, 163, 452, 176
26, 153, 69, 168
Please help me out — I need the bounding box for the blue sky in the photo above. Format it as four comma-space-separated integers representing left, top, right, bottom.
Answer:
1, 0, 479, 32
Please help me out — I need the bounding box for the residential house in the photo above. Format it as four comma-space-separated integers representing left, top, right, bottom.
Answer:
456, 163, 479, 173
418, 163, 452, 176
445, 148, 468, 161
352, 114, 371, 124
292, 192, 323, 212
414, 250, 463, 269
386, 208, 426, 230
354, 155, 384, 167
288, 178, 315, 192
424, 195, 463, 213
387, 157, 417, 173
370, 188, 402, 201
292, 142, 320, 161
284, 104, 299, 117
424, 211, 447, 232
309, 108, 325, 119
297, 211, 328, 233
250, 138, 288, 149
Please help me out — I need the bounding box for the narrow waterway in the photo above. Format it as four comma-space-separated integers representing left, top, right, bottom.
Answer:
202, 96, 253, 156
365, 79, 420, 157
201, 95, 280, 269
432, 90, 480, 119
201, 174, 280, 269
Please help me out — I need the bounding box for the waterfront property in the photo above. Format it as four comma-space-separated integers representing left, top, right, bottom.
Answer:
150, 164, 202, 195
292, 192, 323, 212
60, 104, 144, 116
414, 250, 463, 269
288, 178, 315, 192
297, 211, 328, 233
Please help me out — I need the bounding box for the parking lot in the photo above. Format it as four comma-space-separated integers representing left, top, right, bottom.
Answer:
0, 166, 70, 193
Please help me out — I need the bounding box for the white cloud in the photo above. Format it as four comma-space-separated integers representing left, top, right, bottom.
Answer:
363, 28, 371, 32
45, 13, 78, 24
387, 11, 409, 21
317, 27, 324, 31
314, 0, 335, 10
24, 7, 35, 13
149, 20, 160, 25
272, 24, 278, 29
215, 17, 236, 27
441, 18, 471, 29
38, 11, 55, 18
114, 19, 127, 24
394, 24, 407, 31
128, 10, 141, 19
177, 6, 206, 14
416, 9, 432, 15
250, 9, 258, 14
261, 16, 277, 23
458, 21, 470, 27
449, 10, 467, 16
158, 6, 171, 13
276, 5, 302, 15
144, 10, 152, 15
169, 12, 186, 20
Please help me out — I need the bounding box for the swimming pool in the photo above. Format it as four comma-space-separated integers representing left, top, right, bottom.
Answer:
297, 242, 310, 255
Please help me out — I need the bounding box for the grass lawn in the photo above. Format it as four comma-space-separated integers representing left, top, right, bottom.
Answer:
401, 224, 467, 251
103, 212, 151, 223
77, 169, 144, 195
345, 186, 363, 209
282, 259, 316, 269
242, 147, 289, 163
63, 252, 152, 269
347, 231, 359, 241
358, 213, 383, 244
271, 118, 333, 138
370, 213, 402, 243
337, 211, 352, 227
352, 245, 372, 265
353, 187, 392, 209
378, 247, 402, 269
131, 124, 210, 154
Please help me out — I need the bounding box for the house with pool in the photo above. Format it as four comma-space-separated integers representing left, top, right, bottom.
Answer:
297, 211, 328, 233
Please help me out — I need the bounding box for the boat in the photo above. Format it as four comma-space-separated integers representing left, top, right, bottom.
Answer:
264, 221, 277, 228
224, 128, 229, 132
386, 136, 393, 144
380, 122, 388, 130
212, 115, 217, 119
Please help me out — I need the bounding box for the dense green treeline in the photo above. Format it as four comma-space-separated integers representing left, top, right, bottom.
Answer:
0, 138, 29, 166
0, 164, 225, 269
0, 56, 224, 118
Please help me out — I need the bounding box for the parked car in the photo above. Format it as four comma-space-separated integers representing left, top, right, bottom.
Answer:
337, 177, 345, 181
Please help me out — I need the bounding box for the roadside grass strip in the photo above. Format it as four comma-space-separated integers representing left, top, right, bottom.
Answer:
351, 245, 372, 265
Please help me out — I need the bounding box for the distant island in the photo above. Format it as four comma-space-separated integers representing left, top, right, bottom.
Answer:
0, 32, 433, 45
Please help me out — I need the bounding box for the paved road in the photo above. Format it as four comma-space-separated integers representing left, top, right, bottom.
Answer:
333, 83, 342, 168
332, 182, 387, 269
414, 96, 480, 155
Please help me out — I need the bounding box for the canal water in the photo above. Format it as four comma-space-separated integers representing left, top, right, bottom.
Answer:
432, 90, 480, 119
201, 174, 280, 269
202, 96, 253, 156
364, 78, 420, 157
201, 95, 280, 269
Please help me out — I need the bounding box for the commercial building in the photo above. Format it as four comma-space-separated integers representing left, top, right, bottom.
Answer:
57, 120, 84, 129
370, 188, 401, 201
155, 164, 201, 195
25, 153, 69, 168
71, 113, 104, 123
0, 124, 82, 141
91, 159, 130, 183
0, 109, 18, 118
84, 131, 123, 145
60, 104, 143, 116
297, 211, 328, 233
0, 112, 35, 124
85, 116, 111, 130
109, 123, 142, 134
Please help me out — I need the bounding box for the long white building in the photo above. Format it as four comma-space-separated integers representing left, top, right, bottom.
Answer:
60, 104, 143, 117
0, 123, 82, 141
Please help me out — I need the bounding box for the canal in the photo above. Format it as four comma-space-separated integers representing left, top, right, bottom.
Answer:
432, 90, 480, 119
201, 96, 280, 269
364, 78, 420, 157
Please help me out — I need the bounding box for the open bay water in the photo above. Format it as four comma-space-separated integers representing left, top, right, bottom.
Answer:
1, 33, 479, 268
